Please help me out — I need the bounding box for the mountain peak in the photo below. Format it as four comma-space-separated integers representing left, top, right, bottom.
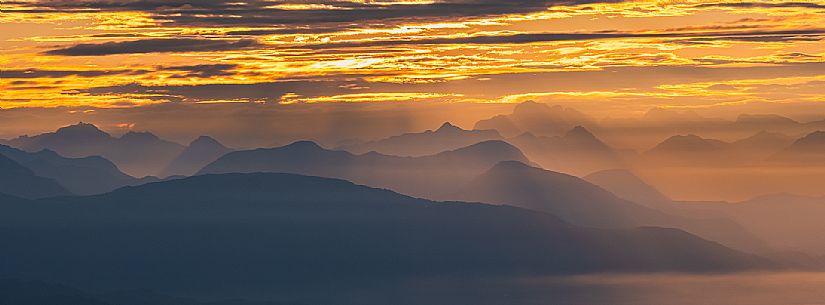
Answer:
790, 130, 825, 148
651, 134, 727, 153
436, 122, 462, 132
282, 140, 324, 151
564, 125, 596, 139
54, 122, 110, 138
120, 131, 160, 141
189, 135, 226, 149
512, 100, 550, 114
448, 140, 520, 155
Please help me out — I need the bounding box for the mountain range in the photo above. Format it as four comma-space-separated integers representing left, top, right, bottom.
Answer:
340, 122, 502, 157
0, 153, 70, 199
198, 140, 532, 199
451, 161, 768, 254
0, 144, 156, 195
6, 123, 184, 177
160, 136, 233, 177
771, 130, 825, 163
474, 101, 596, 137
0, 172, 771, 299
506, 126, 625, 175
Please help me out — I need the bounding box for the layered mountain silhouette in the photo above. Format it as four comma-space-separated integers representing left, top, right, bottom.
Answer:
507, 126, 624, 175
160, 136, 232, 177
340, 122, 502, 157
733, 114, 801, 132
731, 130, 795, 158
0, 173, 770, 297
199, 140, 532, 199
584, 169, 672, 210
474, 101, 596, 137
678, 193, 825, 255
644, 134, 734, 165
453, 161, 768, 253
771, 130, 825, 163
0, 153, 70, 199
7, 123, 184, 177
0, 144, 152, 195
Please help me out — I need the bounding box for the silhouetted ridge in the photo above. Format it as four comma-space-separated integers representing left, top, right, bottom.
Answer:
770, 131, 825, 162
190, 135, 226, 149
649, 134, 727, 153
505, 126, 622, 175
438, 140, 526, 159
54, 122, 111, 140
0, 172, 770, 296
584, 169, 671, 209
790, 130, 825, 150
282, 140, 324, 151
457, 160, 644, 228
340, 122, 502, 157
0, 153, 71, 199
474, 101, 595, 138
6, 123, 184, 177
119, 131, 161, 142
160, 136, 232, 177
436, 121, 461, 132
199, 140, 531, 199
0, 144, 150, 195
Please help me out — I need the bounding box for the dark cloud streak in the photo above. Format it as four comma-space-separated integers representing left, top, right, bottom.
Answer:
44, 38, 260, 56
14, 0, 621, 29
286, 29, 825, 49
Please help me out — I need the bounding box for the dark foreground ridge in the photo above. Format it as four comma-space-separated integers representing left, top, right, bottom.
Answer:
0, 172, 771, 299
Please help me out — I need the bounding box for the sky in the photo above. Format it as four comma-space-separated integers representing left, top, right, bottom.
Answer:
2, 0, 825, 141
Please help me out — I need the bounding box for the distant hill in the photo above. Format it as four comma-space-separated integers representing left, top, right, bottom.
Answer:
160, 136, 232, 177
453, 161, 769, 253
0, 154, 70, 199
0, 144, 148, 195
644, 134, 734, 165
677, 193, 825, 255
474, 101, 596, 137
454, 161, 646, 227
771, 131, 825, 162
734, 114, 801, 131
0, 173, 770, 297
584, 169, 672, 210
198, 140, 532, 199
507, 126, 624, 175
340, 122, 502, 156
6, 123, 184, 177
